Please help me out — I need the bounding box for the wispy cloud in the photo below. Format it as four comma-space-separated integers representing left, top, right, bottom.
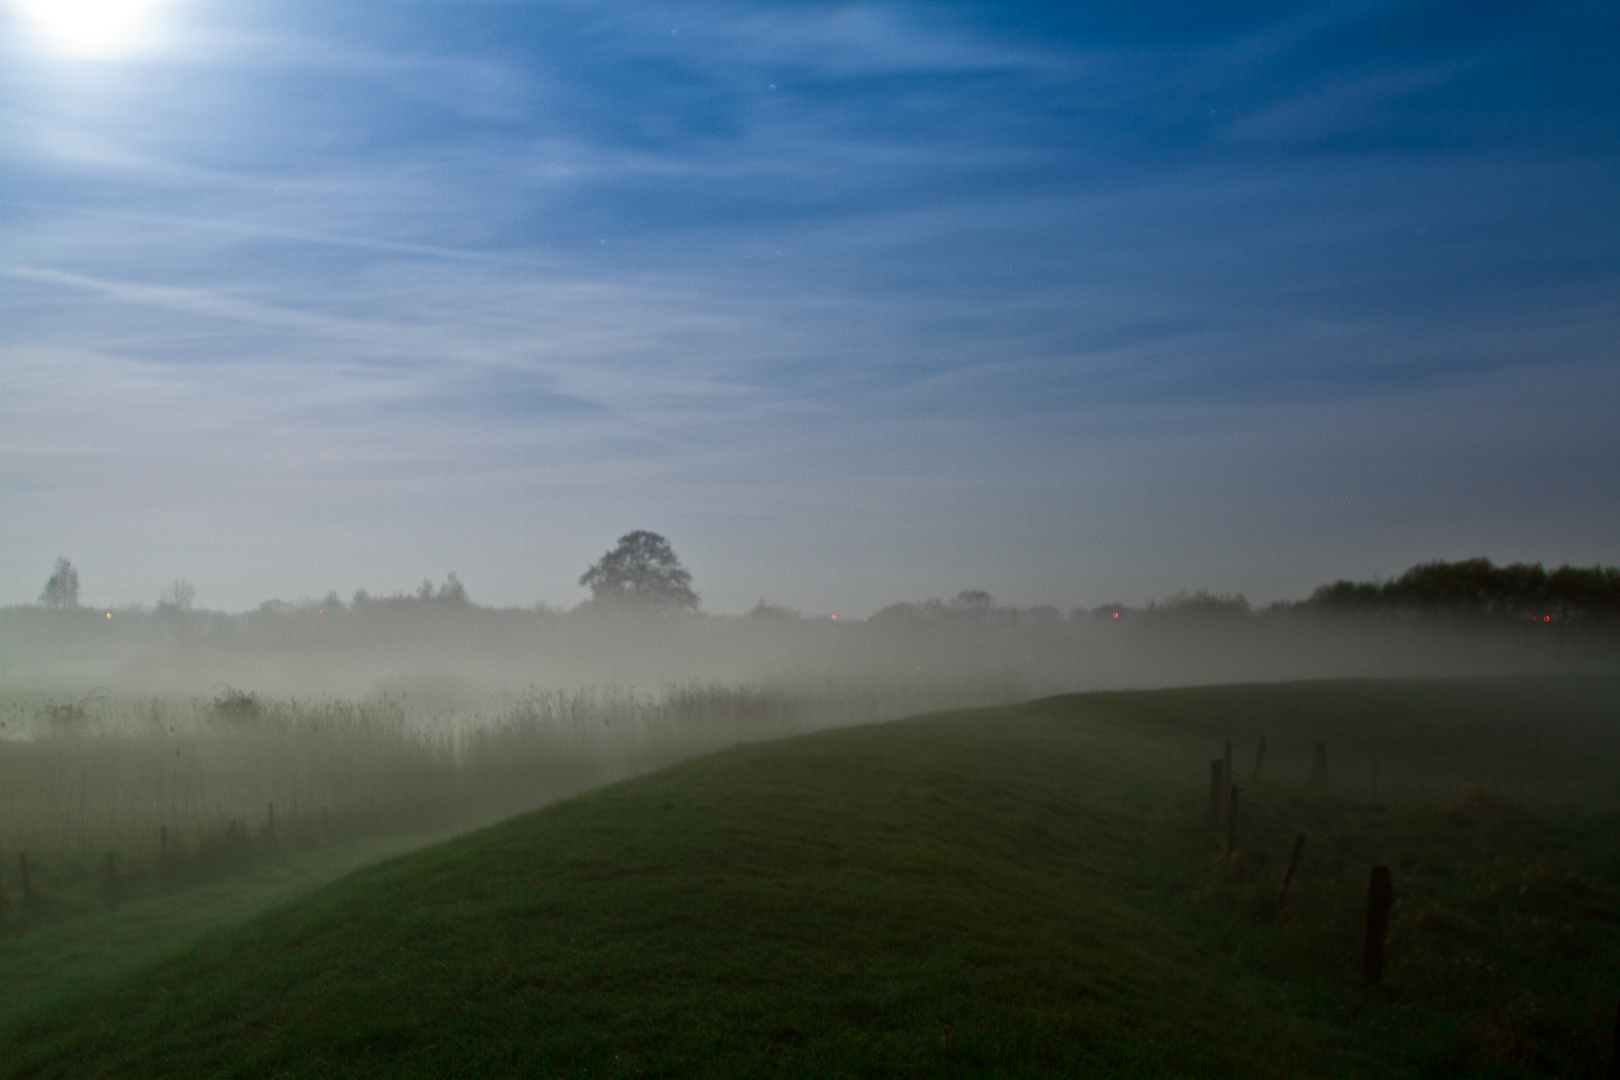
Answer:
2, 0, 1616, 612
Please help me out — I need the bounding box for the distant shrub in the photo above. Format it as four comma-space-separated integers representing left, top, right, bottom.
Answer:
870, 591, 1018, 627
39, 557, 80, 609
1147, 590, 1252, 620
748, 599, 802, 620
211, 686, 263, 724
44, 702, 89, 734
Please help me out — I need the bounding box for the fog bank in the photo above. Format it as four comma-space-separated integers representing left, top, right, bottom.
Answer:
3, 595, 1608, 703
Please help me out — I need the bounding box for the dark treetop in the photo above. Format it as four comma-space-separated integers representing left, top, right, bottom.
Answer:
579, 532, 699, 610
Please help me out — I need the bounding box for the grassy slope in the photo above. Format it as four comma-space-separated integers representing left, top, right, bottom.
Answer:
4, 675, 1620, 1079
0, 831, 464, 1032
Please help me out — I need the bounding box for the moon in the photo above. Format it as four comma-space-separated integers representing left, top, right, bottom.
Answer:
7, 0, 171, 59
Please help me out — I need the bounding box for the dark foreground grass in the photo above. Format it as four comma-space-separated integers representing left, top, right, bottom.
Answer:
0, 830, 463, 1033
3, 675, 1619, 1078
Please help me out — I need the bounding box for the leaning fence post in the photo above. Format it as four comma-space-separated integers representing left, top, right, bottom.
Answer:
1362, 865, 1394, 985
1209, 759, 1226, 829
1278, 833, 1306, 903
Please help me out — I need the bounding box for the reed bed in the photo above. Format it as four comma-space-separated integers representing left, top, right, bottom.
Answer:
0, 677, 1024, 908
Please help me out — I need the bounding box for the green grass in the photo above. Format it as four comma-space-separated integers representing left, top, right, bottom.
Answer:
3, 674, 1619, 1078
0, 830, 461, 1032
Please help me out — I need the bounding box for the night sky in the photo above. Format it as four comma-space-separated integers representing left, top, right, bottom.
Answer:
3, 1, 1617, 614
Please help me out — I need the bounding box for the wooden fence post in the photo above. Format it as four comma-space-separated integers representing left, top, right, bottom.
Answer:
1224, 786, 1241, 859
1362, 865, 1394, 985
1279, 833, 1306, 903
1224, 742, 1233, 807
1252, 736, 1267, 782
1209, 759, 1226, 829
102, 852, 119, 902
1606, 999, 1620, 1080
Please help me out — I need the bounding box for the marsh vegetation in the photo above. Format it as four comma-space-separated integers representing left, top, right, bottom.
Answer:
0, 678, 1023, 922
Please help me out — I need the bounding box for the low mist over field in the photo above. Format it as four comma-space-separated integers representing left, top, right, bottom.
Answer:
7, 554, 1617, 705
6, 549, 1612, 871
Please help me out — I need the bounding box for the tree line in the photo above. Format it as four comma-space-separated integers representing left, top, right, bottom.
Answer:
26, 543, 1620, 631
1303, 558, 1620, 628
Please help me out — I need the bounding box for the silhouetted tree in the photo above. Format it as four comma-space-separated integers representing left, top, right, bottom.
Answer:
1148, 590, 1252, 619
749, 598, 802, 620
952, 590, 994, 612
158, 579, 196, 611
580, 531, 698, 610
869, 590, 1017, 626
40, 556, 80, 608
412, 574, 469, 604
436, 573, 469, 604
1304, 558, 1620, 628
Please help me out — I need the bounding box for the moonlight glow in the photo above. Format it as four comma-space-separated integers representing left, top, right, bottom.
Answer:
8, 0, 169, 58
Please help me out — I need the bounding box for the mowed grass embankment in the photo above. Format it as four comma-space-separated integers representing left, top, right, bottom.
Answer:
0, 829, 467, 1034
4, 674, 1620, 1078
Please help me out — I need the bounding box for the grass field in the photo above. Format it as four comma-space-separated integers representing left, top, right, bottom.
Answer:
2, 674, 1618, 1078
0, 830, 456, 1036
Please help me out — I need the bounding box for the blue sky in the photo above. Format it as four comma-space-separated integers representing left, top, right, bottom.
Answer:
3, 0, 1617, 614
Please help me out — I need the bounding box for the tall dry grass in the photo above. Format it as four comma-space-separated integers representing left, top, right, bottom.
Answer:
0, 677, 1025, 891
